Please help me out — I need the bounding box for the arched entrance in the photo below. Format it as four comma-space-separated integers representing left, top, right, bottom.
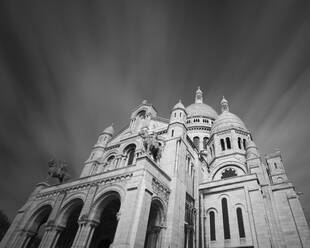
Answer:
26, 205, 52, 248
144, 199, 165, 248
89, 193, 121, 248
55, 199, 83, 248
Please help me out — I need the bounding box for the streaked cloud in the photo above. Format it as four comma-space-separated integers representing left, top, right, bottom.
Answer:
0, 0, 310, 223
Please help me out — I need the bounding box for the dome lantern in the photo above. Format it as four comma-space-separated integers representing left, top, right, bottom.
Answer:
186, 87, 218, 119
195, 86, 203, 104
221, 96, 229, 113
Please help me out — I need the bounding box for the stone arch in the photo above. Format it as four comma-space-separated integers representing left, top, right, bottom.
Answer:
26, 198, 55, 223
88, 190, 122, 248
217, 193, 230, 201
93, 185, 125, 207
89, 190, 122, 222
24, 204, 52, 248
234, 203, 246, 211
151, 196, 167, 224
60, 193, 86, 211
144, 198, 166, 248
54, 198, 84, 247
205, 207, 218, 216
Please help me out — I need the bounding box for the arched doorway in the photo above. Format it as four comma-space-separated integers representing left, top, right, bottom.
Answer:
89, 193, 121, 248
55, 199, 83, 248
144, 199, 165, 248
26, 205, 52, 248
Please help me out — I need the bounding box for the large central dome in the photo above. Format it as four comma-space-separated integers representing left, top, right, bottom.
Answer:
186, 87, 218, 119
186, 102, 218, 119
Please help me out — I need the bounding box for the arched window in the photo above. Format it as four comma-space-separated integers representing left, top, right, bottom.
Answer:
274, 162, 277, 169
171, 129, 174, 137
187, 157, 190, 172
203, 137, 209, 150
220, 139, 225, 151
236, 208, 245, 238
238, 137, 242, 149
222, 198, 230, 239
209, 211, 216, 241
107, 155, 115, 165
226, 137, 231, 149
174, 112, 177, 117
243, 139, 246, 150
193, 136, 200, 150
137, 110, 146, 119
124, 144, 136, 166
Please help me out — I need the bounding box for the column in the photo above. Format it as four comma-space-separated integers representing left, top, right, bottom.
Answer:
112, 187, 152, 248
11, 229, 35, 248
154, 226, 165, 248
114, 156, 122, 169
38, 225, 64, 248
71, 219, 99, 248
100, 162, 108, 173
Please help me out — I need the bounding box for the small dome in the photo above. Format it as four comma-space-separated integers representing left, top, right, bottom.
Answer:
186, 103, 218, 119
211, 97, 247, 134
211, 111, 247, 133
102, 124, 114, 135
173, 99, 185, 110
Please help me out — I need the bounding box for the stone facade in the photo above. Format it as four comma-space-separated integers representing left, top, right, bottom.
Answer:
1, 88, 310, 248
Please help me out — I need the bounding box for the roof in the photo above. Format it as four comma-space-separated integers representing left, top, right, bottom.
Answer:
186, 102, 218, 119
211, 111, 247, 133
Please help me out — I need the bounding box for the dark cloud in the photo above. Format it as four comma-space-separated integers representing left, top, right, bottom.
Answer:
1, 0, 310, 224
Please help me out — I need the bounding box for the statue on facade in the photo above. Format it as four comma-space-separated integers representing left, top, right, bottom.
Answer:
139, 129, 163, 162
47, 159, 70, 183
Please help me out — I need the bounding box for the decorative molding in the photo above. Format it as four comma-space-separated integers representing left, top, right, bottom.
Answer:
151, 178, 170, 203
157, 129, 168, 135
105, 144, 121, 151
36, 173, 133, 199
188, 126, 211, 131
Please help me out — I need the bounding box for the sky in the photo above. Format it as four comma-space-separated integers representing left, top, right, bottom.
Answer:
1, 0, 310, 224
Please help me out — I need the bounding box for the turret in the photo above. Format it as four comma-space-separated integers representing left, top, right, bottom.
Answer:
170, 99, 187, 124
206, 97, 250, 181
266, 150, 288, 184
80, 124, 114, 177
95, 124, 114, 147
210, 97, 249, 158
167, 100, 187, 139
246, 139, 269, 185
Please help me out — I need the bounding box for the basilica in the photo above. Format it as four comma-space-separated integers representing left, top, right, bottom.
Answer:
1, 87, 310, 248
